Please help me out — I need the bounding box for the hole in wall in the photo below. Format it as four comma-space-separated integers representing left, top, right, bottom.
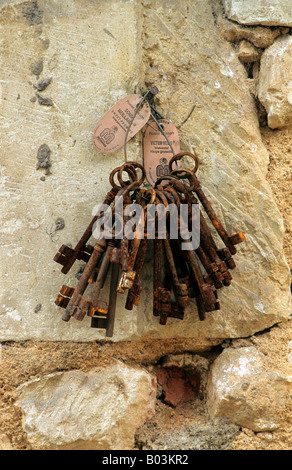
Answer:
152, 348, 223, 408
155, 365, 201, 407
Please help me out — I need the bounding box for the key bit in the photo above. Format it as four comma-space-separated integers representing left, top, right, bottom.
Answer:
55, 285, 75, 309
70, 294, 92, 321
62, 238, 108, 322
117, 270, 136, 293
163, 234, 189, 308
105, 261, 121, 337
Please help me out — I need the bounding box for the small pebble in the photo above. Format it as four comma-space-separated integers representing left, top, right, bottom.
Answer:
55, 217, 65, 231
30, 59, 43, 76
34, 77, 52, 92
34, 303, 42, 313
36, 93, 53, 106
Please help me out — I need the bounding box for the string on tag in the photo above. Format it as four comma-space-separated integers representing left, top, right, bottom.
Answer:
123, 86, 159, 162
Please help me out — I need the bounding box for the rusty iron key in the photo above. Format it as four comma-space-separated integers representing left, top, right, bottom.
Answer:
167, 165, 235, 286
125, 238, 148, 310
154, 188, 189, 310
54, 186, 118, 275
117, 187, 151, 294
53, 162, 141, 275
163, 232, 189, 309
165, 178, 227, 290
105, 258, 121, 337
55, 285, 75, 309
90, 248, 121, 336
87, 240, 116, 320
169, 152, 245, 255
61, 237, 107, 322
152, 202, 184, 325
124, 189, 149, 309
179, 236, 218, 312
155, 176, 218, 311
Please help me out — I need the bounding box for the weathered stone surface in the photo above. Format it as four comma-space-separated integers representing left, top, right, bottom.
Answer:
238, 40, 260, 63
0, 0, 145, 342
161, 353, 210, 376
136, 418, 240, 450
288, 341, 292, 364
0, 433, 13, 450
207, 347, 292, 431
215, 2, 288, 48
0, 0, 290, 343
219, 22, 287, 49
222, 0, 292, 26
16, 362, 156, 450
141, 0, 291, 339
258, 35, 292, 129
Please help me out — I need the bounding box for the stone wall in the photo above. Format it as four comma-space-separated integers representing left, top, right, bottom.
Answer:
0, 0, 291, 450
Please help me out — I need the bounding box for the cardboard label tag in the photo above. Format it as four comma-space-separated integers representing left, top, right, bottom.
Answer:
143, 119, 180, 186
92, 94, 151, 153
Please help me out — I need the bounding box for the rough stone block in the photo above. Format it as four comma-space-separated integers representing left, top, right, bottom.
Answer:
217, 12, 286, 49
207, 347, 292, 431
0, 434, 13, 450
0, 0, 144, 342
140, 0, 291, 340
0, 0, 290, 343
258, 35, 292, 129
222, 0, 292, 26
238, 40, 260, 63
16, 361, 156, 450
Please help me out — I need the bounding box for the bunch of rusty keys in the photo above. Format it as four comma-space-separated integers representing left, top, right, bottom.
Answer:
53, 152, 245, 335
153, 151, 246, 322
54, 162, 146, 337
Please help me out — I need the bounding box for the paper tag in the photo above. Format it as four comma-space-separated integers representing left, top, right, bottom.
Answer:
143, 119, 180, 186
92, 94, 151, 153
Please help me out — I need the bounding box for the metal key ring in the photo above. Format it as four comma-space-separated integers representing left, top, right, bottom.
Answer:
169, 151, 199, 174
109, 166, 131, 191
169, 178, 190, 195
118, 161, 146, 188
128, 161, 146, 186
117, 163, 138, 187
170, 168, 198, 192
158, 176, 192, 202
